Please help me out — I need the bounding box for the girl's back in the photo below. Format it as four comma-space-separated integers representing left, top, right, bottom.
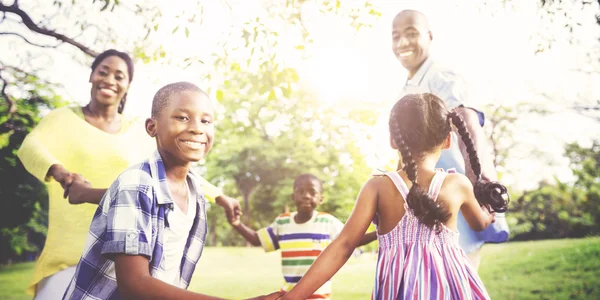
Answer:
277, 94, 507, 300
371, 170, 491, 300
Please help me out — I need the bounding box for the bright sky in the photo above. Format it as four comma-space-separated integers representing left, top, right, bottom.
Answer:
2, 0, 599, 191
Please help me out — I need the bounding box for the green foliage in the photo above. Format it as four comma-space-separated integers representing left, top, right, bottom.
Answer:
1, 0, 380, 257
202, 2, 376, 245
0, 66, 64, 263
508, 140, 600, 240
483, 103, 549, 172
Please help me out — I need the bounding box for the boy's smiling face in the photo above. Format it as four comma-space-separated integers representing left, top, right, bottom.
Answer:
146, 91, 214, 164
292, 178, 323, 215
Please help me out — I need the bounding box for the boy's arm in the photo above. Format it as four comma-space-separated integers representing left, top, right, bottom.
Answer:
215, 195, 242, 223
66, 183, 107, 205
282, 177, 379, 300
357, 231, 377, 247
114, 255, 224, 300
114, 255, 283, 299
231, 221, 261, 246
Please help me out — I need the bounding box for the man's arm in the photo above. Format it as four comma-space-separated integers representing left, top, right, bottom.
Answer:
430, 71, 498, 184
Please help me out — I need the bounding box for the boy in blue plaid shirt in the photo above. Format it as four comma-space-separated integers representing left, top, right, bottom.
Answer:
63, 82, 281, 300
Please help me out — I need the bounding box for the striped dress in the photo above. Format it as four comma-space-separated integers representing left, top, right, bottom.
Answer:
372, 171, 491, 300
257, 211, 344, 299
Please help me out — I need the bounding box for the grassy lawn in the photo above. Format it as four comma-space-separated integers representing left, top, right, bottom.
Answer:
1, 237, 599, 299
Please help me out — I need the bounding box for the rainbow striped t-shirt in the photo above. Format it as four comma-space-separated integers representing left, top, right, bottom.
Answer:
257, 211, 344, 299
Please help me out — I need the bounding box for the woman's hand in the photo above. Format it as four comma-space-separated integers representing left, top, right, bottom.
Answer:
48, 164, 88, 198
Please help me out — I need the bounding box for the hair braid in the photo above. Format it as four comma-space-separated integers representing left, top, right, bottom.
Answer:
390, 111, 450, 229
448, 111, 509, 213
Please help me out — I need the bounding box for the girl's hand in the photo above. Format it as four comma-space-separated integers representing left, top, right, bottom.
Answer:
483, 205, 496, 223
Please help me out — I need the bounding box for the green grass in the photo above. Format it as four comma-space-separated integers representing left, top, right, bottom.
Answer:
478, 237, 600, 300
1, 237, 599, 299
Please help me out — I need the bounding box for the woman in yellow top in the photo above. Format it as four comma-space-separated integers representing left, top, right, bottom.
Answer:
17, 49, 241, 298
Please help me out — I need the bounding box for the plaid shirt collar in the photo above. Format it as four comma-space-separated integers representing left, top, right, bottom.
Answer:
63, 150, 208, 299
149, 150, 203, 206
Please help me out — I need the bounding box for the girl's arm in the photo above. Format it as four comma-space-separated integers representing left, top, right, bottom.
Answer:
282, 177, 379, 300
358, 231, 378, 247
449, 173, 495, 231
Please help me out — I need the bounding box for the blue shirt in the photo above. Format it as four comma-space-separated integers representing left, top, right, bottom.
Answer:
63, 150, 208, 299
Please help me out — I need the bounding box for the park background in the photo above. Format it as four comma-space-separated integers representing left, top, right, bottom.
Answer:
1, 0, 599, 299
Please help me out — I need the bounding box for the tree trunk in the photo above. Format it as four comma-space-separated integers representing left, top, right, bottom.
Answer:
243, 189, 252, 247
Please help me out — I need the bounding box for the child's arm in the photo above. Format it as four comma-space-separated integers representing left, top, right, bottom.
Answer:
281, 177, 379, 300
449, 173, 495, 231
357, 231, 377, 246
231, 220, 261, 246
215, 195, 243, 223
114, 254, 224, 300
114, 255, 283, 300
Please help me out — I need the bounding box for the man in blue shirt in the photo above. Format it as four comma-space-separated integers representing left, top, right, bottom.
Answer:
392, 9, 505, 270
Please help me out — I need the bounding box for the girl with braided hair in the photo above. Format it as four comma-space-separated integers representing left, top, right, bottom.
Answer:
277, 93, 508, 300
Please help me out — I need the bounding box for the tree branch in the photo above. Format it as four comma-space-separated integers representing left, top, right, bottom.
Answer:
0, 32, 61, 48
0, 71, 17, 116
0, 2, 98, 57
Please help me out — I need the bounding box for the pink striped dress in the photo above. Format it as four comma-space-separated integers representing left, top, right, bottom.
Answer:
372, 171, 491, 300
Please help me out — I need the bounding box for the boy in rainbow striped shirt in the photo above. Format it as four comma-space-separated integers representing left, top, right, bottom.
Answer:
230, 174, 376, 299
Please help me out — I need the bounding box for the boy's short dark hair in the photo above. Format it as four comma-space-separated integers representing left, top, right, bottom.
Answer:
294, 173, 323, 193
151, 81, 207, 117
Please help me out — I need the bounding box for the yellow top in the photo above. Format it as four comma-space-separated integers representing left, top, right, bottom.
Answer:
17, 107, 222, 295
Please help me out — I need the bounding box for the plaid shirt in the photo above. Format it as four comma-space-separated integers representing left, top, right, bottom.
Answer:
63, 150, 208, 300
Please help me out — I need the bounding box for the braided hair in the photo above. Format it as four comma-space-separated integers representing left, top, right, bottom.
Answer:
389, 93, 508, 229
447, 112, 509, 213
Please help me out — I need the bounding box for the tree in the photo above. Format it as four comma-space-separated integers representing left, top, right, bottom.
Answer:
566, 140, 600, 230
509, 140, 600, 240
483, 103, 551, 175
0, 66, 65, 263
0, 0, 381, 253
0, 0, 182, 261
491, 0, 600, 115
201, 0, 379, 245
